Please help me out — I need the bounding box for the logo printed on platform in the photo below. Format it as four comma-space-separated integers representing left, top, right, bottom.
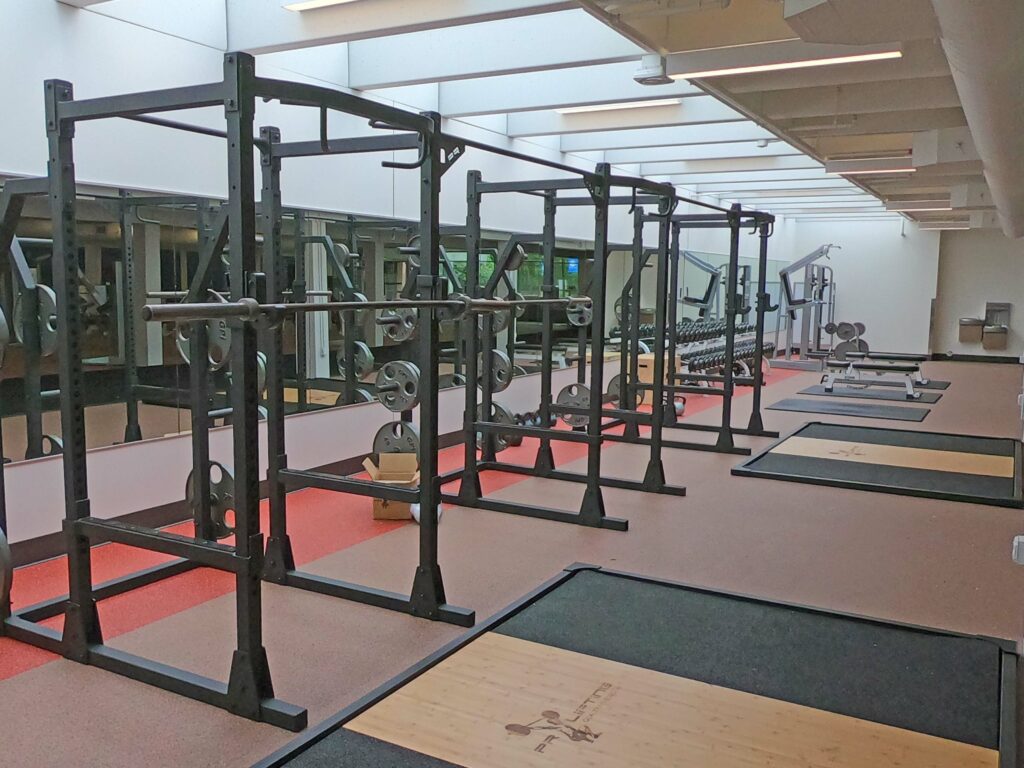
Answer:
829, 443, 867, 458
505, 682, 618, 754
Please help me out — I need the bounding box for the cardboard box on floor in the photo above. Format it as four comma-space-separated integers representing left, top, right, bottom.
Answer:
362, 453, 420, 520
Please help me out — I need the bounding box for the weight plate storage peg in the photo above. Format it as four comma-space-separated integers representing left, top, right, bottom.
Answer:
476, 402, 519, 452
373, 421, 421, 457
379, 306, 418, 342
375, 360, 422, 412
566, 300, 593, 327
14, 284, 59, 357
337, 340, 375, 380
185, 461, 236, 540
556, 383, 591, 427
479, 349, 513, 393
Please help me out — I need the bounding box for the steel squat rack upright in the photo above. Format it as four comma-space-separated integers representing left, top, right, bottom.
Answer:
0, 52, 707, 729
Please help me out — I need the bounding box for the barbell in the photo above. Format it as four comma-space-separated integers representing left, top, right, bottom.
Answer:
141, 294, 594, 325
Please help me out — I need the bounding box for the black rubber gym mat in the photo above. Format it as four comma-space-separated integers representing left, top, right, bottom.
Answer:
799, 421, 1015, 455
497, 570, 1001, 748
277, 569, 1007, 767
286, 730, 459, 768
734, 421, 1022, 508
768, 397, 929, 422
855, 378, 950, 390
799, 384, 942, 403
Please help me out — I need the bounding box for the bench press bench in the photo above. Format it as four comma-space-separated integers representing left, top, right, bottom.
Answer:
824, 359, 924, 399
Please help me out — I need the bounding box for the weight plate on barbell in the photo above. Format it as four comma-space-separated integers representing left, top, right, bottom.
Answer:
335, 292, 369, 326
556, 383, 591, 428
337, 340, 375, 381
476, 402, 518, 452
479, 349, 513, 393
373, 420, 421, 457
566, 300, 593, 328
0, 525, 11, 613
175, 318, 232, 372
379, 306, 418, 343
510, 291, 526, 319
185, 460, 235, 541
478, 306, 511, 334
375, 360, 421, 412
14, 284, 59, 357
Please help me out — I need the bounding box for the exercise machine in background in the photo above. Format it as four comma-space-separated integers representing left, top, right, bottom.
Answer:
772, 244, 839, 370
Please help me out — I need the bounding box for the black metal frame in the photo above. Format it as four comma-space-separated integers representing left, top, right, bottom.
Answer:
253, 561, 1019, 768
733, 420, 1024, 509
257, 112, 475, 629
441, 175, 696, 531
616, 209, 779, 454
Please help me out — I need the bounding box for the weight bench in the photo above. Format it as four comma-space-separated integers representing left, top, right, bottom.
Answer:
824, 359, 923, 399
845, 351, 930, 383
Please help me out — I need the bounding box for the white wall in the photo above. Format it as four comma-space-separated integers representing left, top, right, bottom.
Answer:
771, 218, 941, 354
932, 229, 1024, 357
0, 0, 637, 244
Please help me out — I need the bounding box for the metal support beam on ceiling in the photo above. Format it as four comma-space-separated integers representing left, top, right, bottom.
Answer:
227, 0, 576, 54
347, 9, 643, 90
418, 62, 702, 118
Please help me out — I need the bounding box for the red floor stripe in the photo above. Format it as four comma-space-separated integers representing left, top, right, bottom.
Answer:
0, 367, 799, 680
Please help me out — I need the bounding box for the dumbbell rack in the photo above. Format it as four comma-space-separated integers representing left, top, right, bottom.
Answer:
604, 209, 779, 457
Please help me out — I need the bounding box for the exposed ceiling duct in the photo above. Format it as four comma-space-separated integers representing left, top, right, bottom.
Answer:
930, 0, 1024, 238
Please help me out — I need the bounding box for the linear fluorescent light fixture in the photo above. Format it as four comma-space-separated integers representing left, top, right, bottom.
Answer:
284, 0, 362, 11
885, 201, 953, 212
556, 99, 682, 115
669, 50, 901, 80
826, 157, 916, 175
918, 221, 972, 230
